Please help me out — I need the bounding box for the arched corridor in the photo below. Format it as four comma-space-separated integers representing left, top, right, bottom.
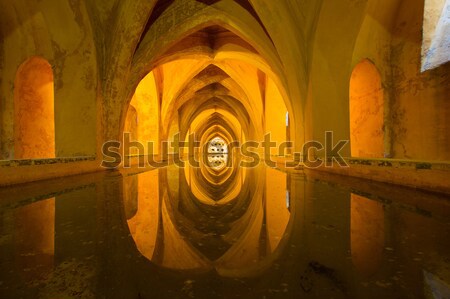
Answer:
0, 0, 449, 298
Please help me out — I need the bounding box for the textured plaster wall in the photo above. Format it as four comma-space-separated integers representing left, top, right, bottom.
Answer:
349, 60, 384, 158
14, 57, 55, 159
306, 0, 367, 158
351, 0, 400, 158
345, 0, 449, 161
361, 0, 450, 161
307, 0, 450, 161
390, 0, 450, 160
0, 0, 98, 159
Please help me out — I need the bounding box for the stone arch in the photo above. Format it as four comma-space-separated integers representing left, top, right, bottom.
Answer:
117, 8, 292, 142
14, 56, 55, 159
349, 59, 385, 158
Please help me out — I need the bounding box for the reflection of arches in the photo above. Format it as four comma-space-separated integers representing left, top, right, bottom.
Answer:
125, 166, 293, 278
349, 59, 384, 158
126, 171, 160, 262
265, 168, 290, 252
14, 57, 55, 159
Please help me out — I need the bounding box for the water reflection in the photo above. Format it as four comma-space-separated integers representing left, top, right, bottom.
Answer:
351, 194, 385, 277
14, 198, 55, 282
125, 171, 159, 262
0, 168, 449, 298
124, 165, 292, 277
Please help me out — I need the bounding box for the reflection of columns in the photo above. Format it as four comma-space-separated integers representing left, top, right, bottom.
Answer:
159, 197, 211, 270
265, 168, 289, 253
259, 184, 268, 259
127, 170, 160, 261
123, 175, 138, 219
351, 194, 385, 277
124, 165, 297, 276
14, 198, 55, 281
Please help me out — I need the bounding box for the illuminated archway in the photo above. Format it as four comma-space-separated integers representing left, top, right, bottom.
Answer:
113, 5, 300, 173
14, 56, 55, 159
349, 59, 384, 158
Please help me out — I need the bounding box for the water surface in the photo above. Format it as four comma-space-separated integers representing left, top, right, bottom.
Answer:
0, 165, 449, 299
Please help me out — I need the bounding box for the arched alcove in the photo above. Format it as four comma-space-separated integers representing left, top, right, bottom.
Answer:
14, 57, 55, 159
349, 59, 384, 158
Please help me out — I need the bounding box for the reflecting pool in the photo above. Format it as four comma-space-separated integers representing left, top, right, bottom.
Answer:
0, 165, 449, 299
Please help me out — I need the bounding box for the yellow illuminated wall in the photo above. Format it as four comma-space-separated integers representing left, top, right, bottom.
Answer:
124, 105, 138, 156
350, 60, 384, 158
14, 57, 55, 159
124, 71, 160, 156
265, 77, 288, 156
129, 72, 160, 155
